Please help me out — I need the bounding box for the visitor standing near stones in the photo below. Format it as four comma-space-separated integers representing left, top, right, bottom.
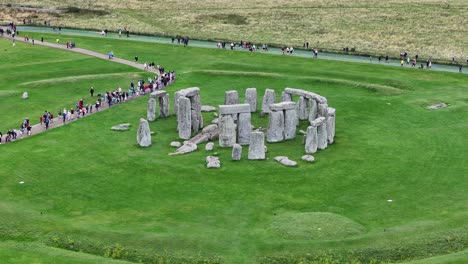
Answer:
134, 56, 138, 64
90, 87, 94, 97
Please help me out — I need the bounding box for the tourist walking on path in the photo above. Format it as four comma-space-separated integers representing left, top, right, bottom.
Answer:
90, 87, 94, 97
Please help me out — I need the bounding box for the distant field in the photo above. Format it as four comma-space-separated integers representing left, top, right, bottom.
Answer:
1, 0, 468, 62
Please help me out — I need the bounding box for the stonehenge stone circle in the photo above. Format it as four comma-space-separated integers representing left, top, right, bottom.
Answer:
137, 118, 152, 147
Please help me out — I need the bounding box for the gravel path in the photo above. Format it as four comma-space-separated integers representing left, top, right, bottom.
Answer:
0, 32, 166, 145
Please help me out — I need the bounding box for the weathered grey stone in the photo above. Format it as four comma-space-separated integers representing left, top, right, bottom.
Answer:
427, 103, 448, 110
281, 91, 292, 102
248, 131, 266, 160
305, 126, 318, 154
177, 97, 192, 140
317, 102, 329, 118
147, 98, 156, 121
311, 117, 326, 127
284, 109, 297, 140
170, 141, 182, 147
137, 118, 152, 147
261, 89, 276, 114
211, 118, 219, 124
274, 156, 298, 167
219, 104, 251, 115
232, 144, 242, 160
169, 141, 197, 155
225, 90, 239, 105
150, 90, 167, 98
237, 112, 252, 145
205, 142, 214, 151
190, 94, 202, 133
218, 114, 237, 147
22, 92, 28, 99
201, 105, 216, 112
327, 107, 336, 144
173, 92, 181, 116
159, 93, 170, 118
299, 130, 306, 135
297, 96, 309, 120
308, 99, 318, 123
269, 101, 296, 111
111, 123, 131, 131
206, 156, 221, 168
177, 87, 200, 97
267, 111, 285, 142
284, 87, 327, 104
302, 155, 315, 162
317, 122, 328, 150
245, 88, 257, 112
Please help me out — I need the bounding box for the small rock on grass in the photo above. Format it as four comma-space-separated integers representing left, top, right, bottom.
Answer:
302, 155, 315, 162
274, 156, 297, 167
170, 141, 182, 147
426, 103, 448, 110
205, 142, 214, 151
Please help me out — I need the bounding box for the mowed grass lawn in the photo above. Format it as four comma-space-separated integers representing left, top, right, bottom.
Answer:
0, 34, 467, 263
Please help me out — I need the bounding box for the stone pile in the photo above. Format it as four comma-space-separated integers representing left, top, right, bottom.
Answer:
218, 104, 252, 147
206, 156, 221, 168
174, 87, 203, 140
147, 90, 170, 121
267, 101, 297, 142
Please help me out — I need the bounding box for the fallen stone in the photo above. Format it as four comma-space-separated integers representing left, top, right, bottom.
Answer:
170, 141, 182, 147
206, 156, 221, 168
137, 118, 152, 147
426, 103, 448, 110
111, 123, 131, 131
22, 92, 28, 99
169, 142, 197, 155
201, 105, 217, 112
205, 142, 214, 151
232, 144, 242, 160
274, 156, 298, 167
302, 155, 315, 162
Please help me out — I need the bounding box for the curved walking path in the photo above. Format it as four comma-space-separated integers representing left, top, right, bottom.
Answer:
0, 32, 167, 145
13, 25, 468, 75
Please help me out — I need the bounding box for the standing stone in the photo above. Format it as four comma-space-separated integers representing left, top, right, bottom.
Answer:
317, 121, 328, 150
178, 97, 192, 140
317, 102, 329, 118
261, 89, 276, 115
248, 131, 265, 160
225, 90, 239, 105
232, 144, 242, 160
147, 98, 156, 121
218, 114, 237, 147
159, 94, 170, 117
297, 96, 309, 120
237, 112, 252, 145
190, 94, 203, 133
173, 91, 181, 116
308, 99, 318, 123
267, 111, 285, 142
281, 91, 292, 102
245, 88, 257, 112
284, 109, 297, 140
327, 107, 336, 144
305, 126, 318, 154
137, 118, 152, 147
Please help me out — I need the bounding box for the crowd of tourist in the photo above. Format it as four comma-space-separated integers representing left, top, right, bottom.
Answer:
0, 63, 176, 144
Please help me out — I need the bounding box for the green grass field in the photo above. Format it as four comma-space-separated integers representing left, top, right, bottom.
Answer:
0, 33, 467, 263
1, 0, 468, 62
